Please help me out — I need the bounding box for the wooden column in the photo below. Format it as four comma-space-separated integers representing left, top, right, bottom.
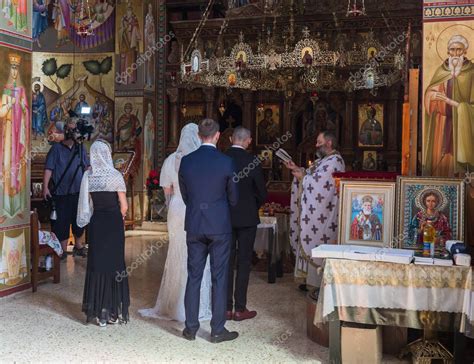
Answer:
283, 95, 292, 138
167, 88, 179, 148
408, 69, 420, 175
387, 88, 401, 171
401, 69, 420, 176
204, 87, 215, 120
342, 93, 354, 166
282, 94, 294, 181
242, 91, 253, 130
388, 88, 400, 153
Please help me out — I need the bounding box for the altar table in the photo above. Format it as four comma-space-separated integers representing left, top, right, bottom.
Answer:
314, 259, 474, 363
254, 214, 290, 283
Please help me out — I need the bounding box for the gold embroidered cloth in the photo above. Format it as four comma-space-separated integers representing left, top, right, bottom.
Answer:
323, 259, 472, 290
315, 259, 474, 337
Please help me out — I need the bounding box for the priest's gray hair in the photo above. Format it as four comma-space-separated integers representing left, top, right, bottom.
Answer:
448, 35, 469, 49
199, 118, 219, 138
232, 126, 251, 142
320, 130, 338, 149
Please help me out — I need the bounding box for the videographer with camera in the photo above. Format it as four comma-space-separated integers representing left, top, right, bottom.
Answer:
43, 118, 91, 260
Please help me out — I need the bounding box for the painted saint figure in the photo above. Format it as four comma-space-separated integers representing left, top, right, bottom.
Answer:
144, 3, 155, 89
50, 100, 64, 124
116, 102, 142, 152
74, 94, 90, 118
92, 96, 104, 120
409, 189, 452, 247
359, 105, 383, 146
235, 53, 246, 71
424, 34, 474, 176
119, 4, 141, 85
302, 50, 313, 66
362, 153, 376, 171
33, 0, 48, 47
32, 81, 47, 139
350, 195, 382, 241
0, 54, 29, 223
143, 102, 154, 177
93, 0, 108, 23
0, 231, 27, 285
257, 108, 279, 144
229, 0, 248, 9
2, 0, 27, 32
91, 96, 105, 135
52, 0, 71, 47
191, 54, 199, 73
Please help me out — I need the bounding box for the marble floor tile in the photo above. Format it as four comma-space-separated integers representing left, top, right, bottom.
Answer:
0, 234, 407, 363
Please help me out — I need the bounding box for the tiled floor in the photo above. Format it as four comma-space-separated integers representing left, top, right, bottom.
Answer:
0, 233, 407, 363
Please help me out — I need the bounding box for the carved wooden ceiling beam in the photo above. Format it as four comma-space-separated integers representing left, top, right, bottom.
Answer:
169, 11, 422, 41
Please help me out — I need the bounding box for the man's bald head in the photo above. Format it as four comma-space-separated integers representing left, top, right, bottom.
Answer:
231, 126, 252, 149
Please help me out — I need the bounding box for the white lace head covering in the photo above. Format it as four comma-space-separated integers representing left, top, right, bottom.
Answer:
174, 123, 201, 172
77, 140, 126, 227
88, 140, 127, 192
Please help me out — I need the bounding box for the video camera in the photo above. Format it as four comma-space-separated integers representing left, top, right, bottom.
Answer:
64, 118, 94, 142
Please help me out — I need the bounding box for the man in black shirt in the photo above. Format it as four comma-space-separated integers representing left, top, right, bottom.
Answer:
43, 120, 90, 260
226, 127, 267, 321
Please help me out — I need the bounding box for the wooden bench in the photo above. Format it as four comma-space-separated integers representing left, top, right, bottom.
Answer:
31, 209, 60, 292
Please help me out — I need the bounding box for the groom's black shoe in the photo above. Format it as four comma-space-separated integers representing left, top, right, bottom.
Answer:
210, 328, 239, 343
182, 328, 196, 341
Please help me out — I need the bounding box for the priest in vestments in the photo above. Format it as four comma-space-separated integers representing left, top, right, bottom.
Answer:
423, 34, 474, 177
287, 131, 345, 289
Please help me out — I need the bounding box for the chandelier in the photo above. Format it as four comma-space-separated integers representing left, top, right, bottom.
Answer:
180, 1, 405, 93
346, 0, 366, 17
181, 28, 342, 91
74, 0, 94, 37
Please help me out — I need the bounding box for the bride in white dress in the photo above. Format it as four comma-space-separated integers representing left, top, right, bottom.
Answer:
139, 124, 212, 321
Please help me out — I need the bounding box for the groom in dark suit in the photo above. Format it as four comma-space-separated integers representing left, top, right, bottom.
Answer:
226, 127, 267, 321
179, 119, 239, 343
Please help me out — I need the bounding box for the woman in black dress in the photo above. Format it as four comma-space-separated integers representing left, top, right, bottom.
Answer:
77, 140, 130, 326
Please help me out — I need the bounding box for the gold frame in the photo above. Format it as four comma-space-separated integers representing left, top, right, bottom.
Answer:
338, 180, 396, 247
395, 176, 465, 249
357, 103, 384, 148
256, 103, 281, 146
112, 151, 136, 177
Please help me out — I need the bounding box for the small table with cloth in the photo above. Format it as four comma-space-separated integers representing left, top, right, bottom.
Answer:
314, 258, 473, 363
253, 213, 290, 283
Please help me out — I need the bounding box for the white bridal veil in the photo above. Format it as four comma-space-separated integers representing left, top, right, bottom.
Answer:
174, 123, 201, 172
77, 140, 127, 228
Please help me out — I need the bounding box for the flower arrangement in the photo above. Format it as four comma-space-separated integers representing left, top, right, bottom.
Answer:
146, 170, 160, 190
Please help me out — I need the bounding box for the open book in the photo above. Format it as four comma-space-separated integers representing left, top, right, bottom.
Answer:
275, 148, 293, 163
